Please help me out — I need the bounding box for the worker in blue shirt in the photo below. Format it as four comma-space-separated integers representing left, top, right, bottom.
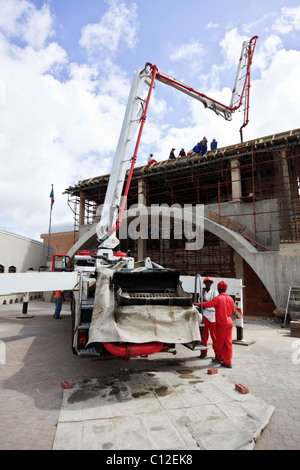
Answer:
193, 142, 201, 153
210, 138, 218, 150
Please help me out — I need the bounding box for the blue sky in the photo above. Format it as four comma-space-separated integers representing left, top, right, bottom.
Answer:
0, 0, 300, 240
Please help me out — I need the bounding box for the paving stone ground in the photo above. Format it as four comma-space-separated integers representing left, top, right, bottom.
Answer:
53, 370, 274, 450
0, 300, 299, 450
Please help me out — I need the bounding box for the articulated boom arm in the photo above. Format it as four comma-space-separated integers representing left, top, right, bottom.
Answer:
151, 67, 233, 121
151, 35, 258, 124
96, 36, 258, 253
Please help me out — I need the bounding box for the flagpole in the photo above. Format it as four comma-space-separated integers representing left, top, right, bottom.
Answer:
47, 184, 54, 262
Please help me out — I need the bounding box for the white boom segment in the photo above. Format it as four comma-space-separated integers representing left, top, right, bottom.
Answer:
96, 67, 151, 249
154, 69, 232, 121
0, 271, 79, 295
230, 39, 254, 109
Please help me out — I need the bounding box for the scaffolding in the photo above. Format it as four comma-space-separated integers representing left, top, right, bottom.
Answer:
65, 128, 300, 278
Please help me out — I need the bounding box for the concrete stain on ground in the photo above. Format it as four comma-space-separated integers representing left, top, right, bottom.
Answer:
67, 389, 99, 404
54, 364, 276, 450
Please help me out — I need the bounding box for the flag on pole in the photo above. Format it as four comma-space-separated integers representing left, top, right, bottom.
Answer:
50, 185, 55, 210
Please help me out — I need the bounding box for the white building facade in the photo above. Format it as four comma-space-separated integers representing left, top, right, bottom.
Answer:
0, 228, 55, 304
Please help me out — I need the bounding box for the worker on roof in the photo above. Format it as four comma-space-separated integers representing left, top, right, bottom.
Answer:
147, 154, 157, 165
199, 277, 218, 359
200, 137, 208, 155
169, 148, 176, 159
179, 148, 186, 157
195, 280, 235, 368
210, 138, 218, 150
193, 142, 201, 154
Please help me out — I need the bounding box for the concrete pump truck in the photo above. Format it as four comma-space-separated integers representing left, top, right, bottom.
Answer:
1, 37, 257, 358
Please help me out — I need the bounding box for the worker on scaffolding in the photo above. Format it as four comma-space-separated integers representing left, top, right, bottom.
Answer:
199, 277, 217, 359
210, 138, 218, 150
200, 137, 208, 155
169, 148, 176, 159
193, 142, 201, 154
196, 280, 235, 368
147, 154, 157, 165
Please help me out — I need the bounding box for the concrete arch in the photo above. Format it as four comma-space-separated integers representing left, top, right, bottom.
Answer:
133, 206, 280, 307
67, 209, 256, 261
67, 224, 98, 259
68, 206, 300, 307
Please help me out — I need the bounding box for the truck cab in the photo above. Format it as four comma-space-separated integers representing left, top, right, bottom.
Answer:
52, 254, 73, 272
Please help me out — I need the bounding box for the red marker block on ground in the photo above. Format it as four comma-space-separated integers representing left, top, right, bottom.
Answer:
235, 383, 249, 394
207, 368, 218, 375
61, 381, 72, 389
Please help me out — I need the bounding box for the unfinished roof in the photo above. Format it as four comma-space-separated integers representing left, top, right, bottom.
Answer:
65, 128, 300, 198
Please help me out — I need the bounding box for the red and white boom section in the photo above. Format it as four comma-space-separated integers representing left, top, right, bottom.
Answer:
152, 35, 258, 126
96, 36, 258, 252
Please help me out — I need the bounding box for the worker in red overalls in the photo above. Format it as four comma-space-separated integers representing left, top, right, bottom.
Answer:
196, 280, 235, 368
199, 277, 217, 359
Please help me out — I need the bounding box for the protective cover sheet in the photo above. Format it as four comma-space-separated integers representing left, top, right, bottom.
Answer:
87, 265, 201, 345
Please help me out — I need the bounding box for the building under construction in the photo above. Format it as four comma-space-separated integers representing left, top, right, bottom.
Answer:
65, 127, 300, 316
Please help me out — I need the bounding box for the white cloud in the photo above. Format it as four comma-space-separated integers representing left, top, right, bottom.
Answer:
79, 0, 139, 59
0, 1, 139, 240
0, 0, 55, 48
169, 39, 206, 75
169, 39, 205, 62
272, 6, 300, 34
219, 28, 248, 68
170, 39, 205, 61
250, 48, 300, 137
252, 34, 283, 71
22, 3, 55, 49
242, 13, 276, 35
195, 28, 248, 92
206, 22, 219, 30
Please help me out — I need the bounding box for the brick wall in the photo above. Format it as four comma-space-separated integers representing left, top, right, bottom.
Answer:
40, 231, 78, 255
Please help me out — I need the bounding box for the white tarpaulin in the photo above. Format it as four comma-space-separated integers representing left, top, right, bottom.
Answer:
87, 265, 201, 345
